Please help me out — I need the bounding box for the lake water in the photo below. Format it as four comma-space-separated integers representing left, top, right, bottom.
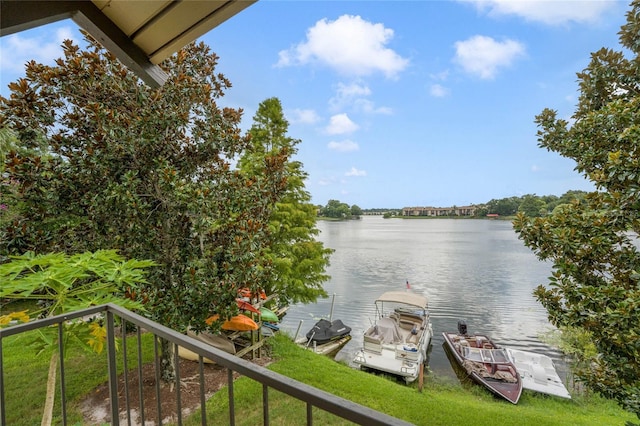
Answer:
278, 215, 569, 381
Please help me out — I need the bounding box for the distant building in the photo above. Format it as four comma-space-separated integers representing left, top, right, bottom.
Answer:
402, 205, 477, 217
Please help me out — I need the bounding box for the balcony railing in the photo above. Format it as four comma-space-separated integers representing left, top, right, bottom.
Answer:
0, 303, 411, 425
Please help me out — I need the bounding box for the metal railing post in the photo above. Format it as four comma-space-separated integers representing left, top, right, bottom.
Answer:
136, 326, 145, 424
262, 384, 269, 426
122, 320, 131, 426
199, 357, 207, 426
106, 310, 120, 426
0, 337, 5, 426
228, 368, 235, 426
58, 323, 68, 425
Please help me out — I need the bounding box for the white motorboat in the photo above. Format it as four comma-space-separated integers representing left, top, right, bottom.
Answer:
353, 290, 433, 383
506, 348, 572, 399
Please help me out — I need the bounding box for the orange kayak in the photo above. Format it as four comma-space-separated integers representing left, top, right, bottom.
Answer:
205, 314, 259, 331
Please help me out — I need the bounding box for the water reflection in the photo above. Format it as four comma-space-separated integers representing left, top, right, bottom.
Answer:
278, 216, 568, 380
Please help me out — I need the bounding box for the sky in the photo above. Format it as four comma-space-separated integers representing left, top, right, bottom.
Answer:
0, 0, 632, 209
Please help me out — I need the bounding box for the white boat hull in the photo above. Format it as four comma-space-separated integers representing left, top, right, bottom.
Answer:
353, 292, 433, 383
506, 348, 571, 399
297, 334, 352, 357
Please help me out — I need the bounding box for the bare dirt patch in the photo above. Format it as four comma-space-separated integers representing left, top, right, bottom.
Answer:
80, 355, 272, 425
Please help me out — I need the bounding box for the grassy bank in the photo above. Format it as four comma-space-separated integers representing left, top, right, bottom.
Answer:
189, 334, 635, 426
2, 330, 636, 425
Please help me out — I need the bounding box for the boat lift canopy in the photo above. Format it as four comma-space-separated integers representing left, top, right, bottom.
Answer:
375, 291, 428, 309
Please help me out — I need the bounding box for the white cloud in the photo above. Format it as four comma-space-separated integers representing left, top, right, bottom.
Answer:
430, 84, 450, 97
287, 108, 321, 125
328, 139, 359, 152
531, 164, 540, 172
354, 98, 393, 114
454, 35, 525, 79
329, 81, 392, 114
468, 0, 615, 25
336, 81, 372, 98
0, 26, 78, 74
430, 70, 450, 81
345, 167, 367, 177
326, 113, 359, 135
329, 82, 370, 110
276, 15, 409, 78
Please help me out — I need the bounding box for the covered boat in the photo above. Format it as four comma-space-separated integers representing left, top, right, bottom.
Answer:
442, 321, 523, 404
297, 318, 352, 357
306, 319, 351, 344
353, 290, 433, 383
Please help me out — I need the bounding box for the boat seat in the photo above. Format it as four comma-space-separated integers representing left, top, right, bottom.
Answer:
374, 317, 403, 344
406, 333, 419, 344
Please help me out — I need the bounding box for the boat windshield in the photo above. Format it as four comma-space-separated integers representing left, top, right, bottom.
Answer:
492, 349, 508, 363
463, 347, 509, 363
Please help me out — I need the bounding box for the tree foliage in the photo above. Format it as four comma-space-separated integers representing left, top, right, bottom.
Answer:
0, 34, 287, 336
238, 97, 332, 304
319, 199, 360, 219
518, 194, 547, 217
514, 1, 640, 416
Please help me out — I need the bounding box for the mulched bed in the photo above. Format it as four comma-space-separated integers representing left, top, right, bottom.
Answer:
80, 355, 272, 425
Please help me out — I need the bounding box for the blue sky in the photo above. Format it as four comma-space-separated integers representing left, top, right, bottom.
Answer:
0, 1, 631, 209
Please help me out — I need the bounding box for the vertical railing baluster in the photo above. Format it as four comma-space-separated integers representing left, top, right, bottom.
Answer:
199, 357, 206, 426
262, 384, 269, 426
57, 323, 67, 425
106, 310, 120, 426
228, 368, 235, 426
307, 402, 313, 426
154, 336, 162, 425
174, 343, 182, 425
122, 320, 131, 426
137, 327, 145, 425
0, 337, 6, 426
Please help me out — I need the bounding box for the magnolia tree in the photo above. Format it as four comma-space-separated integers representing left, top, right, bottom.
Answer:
0, 33, 288, 378
514, 1, 640, 417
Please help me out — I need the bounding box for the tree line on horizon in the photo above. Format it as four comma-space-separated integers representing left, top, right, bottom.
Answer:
325, 190, 589, 218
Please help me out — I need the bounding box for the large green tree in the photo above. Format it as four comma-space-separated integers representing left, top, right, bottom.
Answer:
0, 34, 288, 377
238, 97, 332, 304
514, 1, 640, 417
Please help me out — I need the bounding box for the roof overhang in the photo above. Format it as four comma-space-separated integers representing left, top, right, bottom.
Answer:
1, 1, 256, 88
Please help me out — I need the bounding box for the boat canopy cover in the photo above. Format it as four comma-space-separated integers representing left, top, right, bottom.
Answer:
376, 291, 428, 309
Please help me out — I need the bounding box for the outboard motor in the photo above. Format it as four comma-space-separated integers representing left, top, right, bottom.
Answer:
457, 320, 468, 336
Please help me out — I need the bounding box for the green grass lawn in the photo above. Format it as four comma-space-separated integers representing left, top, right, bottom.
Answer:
2, 328, 636, 426
187, 334, 636, 426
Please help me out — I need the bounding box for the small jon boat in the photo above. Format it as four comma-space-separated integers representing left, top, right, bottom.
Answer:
505, 348, 571, 399
442, 321, 523, 404
178, 329, 236, 363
